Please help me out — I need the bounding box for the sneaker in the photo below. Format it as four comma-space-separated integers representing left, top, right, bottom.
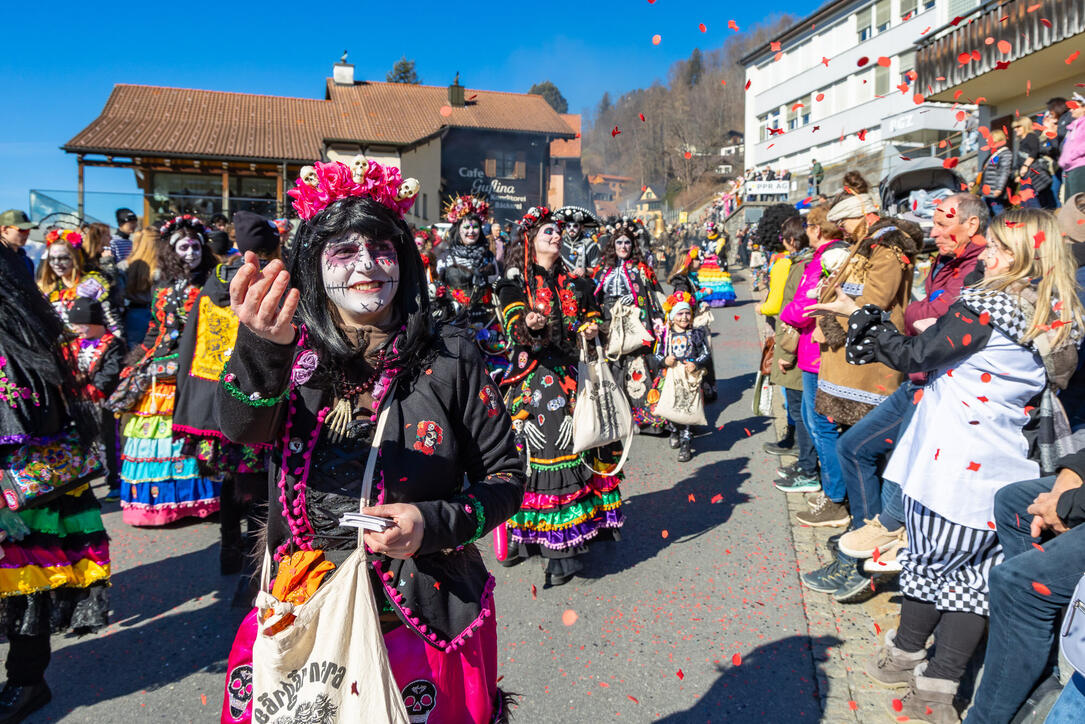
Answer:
839, 518, 901, 559
805, 490, 826, 509
0, 681, 51, 724
669, 431, 680, 449
762, 439, 795, 456
801, 557, 850, 593
794, 497, 850, 527
774, 472, 821, 493
833, 557, 876, 604
775, 461, 800, 479
864, 536, 905, 574
102, 488, 120, 503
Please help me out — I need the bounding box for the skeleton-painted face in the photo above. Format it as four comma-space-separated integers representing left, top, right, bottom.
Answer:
460, 219, 481, 245
321, 232, 399, 323
226, 664, 253, 721
173, 234, 203, 270
614, 235, 633, 259
533, 223, 561, 258
350, 156, 369, 183
565, 221, 582, 240
47, 242, 75, 278
300, 165, 319, 187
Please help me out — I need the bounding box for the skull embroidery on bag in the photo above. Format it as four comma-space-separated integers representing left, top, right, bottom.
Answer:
412, 421, 444, 456
226, 663, 253, 721
401, 679, 437, 723
625, 357, 650, 400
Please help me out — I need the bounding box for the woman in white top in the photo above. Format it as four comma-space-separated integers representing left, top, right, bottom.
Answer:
814, 208, 1083, 723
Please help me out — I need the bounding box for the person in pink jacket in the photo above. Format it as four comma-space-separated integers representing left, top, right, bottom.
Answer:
1059, 96, 1085, 198
777, 205, 848, 492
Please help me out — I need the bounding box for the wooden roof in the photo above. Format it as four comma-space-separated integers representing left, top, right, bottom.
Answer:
550, 114, 582, 158
65, 81, 577, 163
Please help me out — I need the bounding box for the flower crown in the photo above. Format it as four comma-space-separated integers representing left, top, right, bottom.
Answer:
518, 206, 557, 232
663, 290, 694, 315
45, 228, 82, 248
288, 158, 419, 221
160, 214, 206, 240
444, 194, 490, 224
414, 227, 435, 245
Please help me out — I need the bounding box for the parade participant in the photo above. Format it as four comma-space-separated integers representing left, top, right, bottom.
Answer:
556, 206, 600, 276
67, 297, 124, 502
37, 229, 125, 340
173, 211, 279, 574
667, 246, 718, 402
653, 291, 711, 462
106, 215, 219, 527
413, 226, 439, 292
436, 195, 498, 324
592, 217, 666, 432
814, 208, 1082, 722
217, 159, 523, 722
0, 242, 110, 723
497, 206, 621, 586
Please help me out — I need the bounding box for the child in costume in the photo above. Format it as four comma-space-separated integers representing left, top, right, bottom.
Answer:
653, 292, 711, 462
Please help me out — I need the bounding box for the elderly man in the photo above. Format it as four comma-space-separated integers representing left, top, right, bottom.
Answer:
801, 193, 988, 603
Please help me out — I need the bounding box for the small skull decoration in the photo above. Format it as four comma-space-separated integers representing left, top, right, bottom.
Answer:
401, 679, 437, 723
396, 178, 420, 201
226, 663, 253, 721
300, 165, 319, 188
349, 155, 369, 183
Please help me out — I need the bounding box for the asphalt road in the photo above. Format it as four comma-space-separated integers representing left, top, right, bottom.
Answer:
14, 270, 822, 723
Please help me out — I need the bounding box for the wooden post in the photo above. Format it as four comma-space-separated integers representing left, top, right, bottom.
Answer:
221, 167, 230, 214
77, 156, 85, 221
141, 167, 153, 226
277, 162, 285, 217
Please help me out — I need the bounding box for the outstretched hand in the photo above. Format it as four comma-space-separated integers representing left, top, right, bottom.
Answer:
229, 251, 300, 345
810, 286, 860, 318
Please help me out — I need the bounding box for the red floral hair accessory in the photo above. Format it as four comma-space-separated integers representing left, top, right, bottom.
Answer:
443, 194, 490, 224
663, 290, 694, 317
288, 158, 419, 220
159, 214, 206, 240
45, 228, 82, 248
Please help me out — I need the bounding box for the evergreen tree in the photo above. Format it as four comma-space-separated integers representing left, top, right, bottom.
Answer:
387, 57, 420, 84
528, 81, 569, 113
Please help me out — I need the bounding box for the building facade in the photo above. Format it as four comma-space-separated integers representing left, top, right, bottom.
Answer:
63, 64, 575, 226
742, 0, 970, 196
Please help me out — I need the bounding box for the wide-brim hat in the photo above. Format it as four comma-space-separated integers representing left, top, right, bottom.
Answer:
553, 206, 599, 228
1058, 193, 1085, 243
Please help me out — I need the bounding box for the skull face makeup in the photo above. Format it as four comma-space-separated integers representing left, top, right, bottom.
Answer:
47, 243, 75, 279
173, 234, 203, 270
614, 235, 633, 259
564, 221, 582, 240
321, 232, 400, 325
460, 219, 481, 245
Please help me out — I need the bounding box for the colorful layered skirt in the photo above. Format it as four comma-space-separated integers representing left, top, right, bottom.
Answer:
504, 360, 623, 572
0, 483, 111, 635
120, 380, 220, 526
697, 257, 737, 307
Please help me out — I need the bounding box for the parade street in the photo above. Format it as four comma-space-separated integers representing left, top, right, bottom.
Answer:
16, 272, 828, 723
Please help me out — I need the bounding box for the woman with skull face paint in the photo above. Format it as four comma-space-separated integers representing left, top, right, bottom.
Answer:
592, 218, 667, 432
496, 207, 623, 587
105, 215, 220, 527
37, 229, 124, 339
217, 160, 524, 723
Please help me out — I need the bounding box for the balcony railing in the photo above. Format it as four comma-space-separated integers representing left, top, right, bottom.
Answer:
915, 0, 1084, 97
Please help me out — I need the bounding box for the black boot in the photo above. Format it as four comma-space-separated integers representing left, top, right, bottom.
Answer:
0, 682, 51, 724
762, 425, 796, 456
677, 439, 693, 463
668, 428, 681, 449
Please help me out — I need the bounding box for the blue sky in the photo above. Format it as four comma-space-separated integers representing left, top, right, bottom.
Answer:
0, 0, 810, 215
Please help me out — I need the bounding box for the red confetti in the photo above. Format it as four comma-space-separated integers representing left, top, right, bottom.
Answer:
611, 126, 621, 137
874, 622, 882, 634
968, 461, 982, 472
943, 156, 960, 169
857, 56, 870, 67
979, 312, 990, 325
732, 653, 742, 666
683, 151, 692, 159
688, 493, 696, 502
562, 609, 579, 626
1069, 51, 1081, 65
913, 389, 924, 405
651, 34, 661, 45
815, 92, 825, 102
1024, 405, 1036, 416
711, 493, 723, 504
698, 23, 707, 33
734, 314, 740, 320
857, 129, 868, 141
935, 448, 941, 460
434, 581, 440, 590
661, 529, 669, 539
531, 584, 537, 600
628, 695, 640, 703
728, 19, 739, 31
676, 669, 684, 680
743, 428, 751, 437
1032, 581, 1052, 596
998, 40, 1012, 54
987, 521, 997, 529
201, 694, 208, 706
351, 681, 359, 695
962, 334, 972, 345
877, 56, 892, 67
848, 701, 859, 711
1034, 230, 1046, 248
744, 79, 752, 91
1032, 542, 1046, 552
639, 113, 646, 122
892, 699, 904, 712
981, 372, 992, 383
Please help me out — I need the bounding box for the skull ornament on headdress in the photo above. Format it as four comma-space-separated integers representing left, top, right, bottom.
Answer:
349, 155, 369, 183
287, 160, 420, 220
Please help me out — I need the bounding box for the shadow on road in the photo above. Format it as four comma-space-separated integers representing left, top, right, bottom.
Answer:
654, 634, 839, 723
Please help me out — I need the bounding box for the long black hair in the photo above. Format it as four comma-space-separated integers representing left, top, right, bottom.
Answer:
156, 220, 215, 284
288, 196, 435, 377
599, 220, 645, 269
754, 204, 801, 254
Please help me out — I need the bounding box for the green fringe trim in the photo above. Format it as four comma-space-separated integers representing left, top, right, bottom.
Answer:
19, 504, 106, 536
455, 493, 486, 545
220, 368, 290, 407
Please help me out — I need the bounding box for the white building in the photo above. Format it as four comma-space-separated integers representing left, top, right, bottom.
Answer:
742, 0, 977, 191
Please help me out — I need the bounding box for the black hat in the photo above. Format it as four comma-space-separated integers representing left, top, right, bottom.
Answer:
115, 208, 138, 225
553, 206, 599, 227
68, 297, 105, 326
232, 210, 280, 256
207, 230, 232, 256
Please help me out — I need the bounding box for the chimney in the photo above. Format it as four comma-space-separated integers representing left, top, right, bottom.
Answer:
448, 72, 465, 107
333, 51, 354, 85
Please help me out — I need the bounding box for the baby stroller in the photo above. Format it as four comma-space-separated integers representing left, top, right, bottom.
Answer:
879, 157, 966, 253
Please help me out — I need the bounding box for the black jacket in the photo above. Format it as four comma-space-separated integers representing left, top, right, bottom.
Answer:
981, 147, 1014, 198
1055, 449, 1085, 529
217, 325, 524, 651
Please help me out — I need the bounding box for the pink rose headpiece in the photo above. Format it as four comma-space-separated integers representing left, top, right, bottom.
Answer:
443, 194, 490, 224
159, 214, 206, 241
287, 158, 420, 221
45, 228, 82, 248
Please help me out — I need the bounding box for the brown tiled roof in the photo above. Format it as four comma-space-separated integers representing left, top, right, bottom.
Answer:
64, 81, 576, 162
550, 114, 581, 158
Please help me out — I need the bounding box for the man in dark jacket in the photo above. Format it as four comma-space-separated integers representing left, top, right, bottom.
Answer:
0, 209, 37, 281
963, 448, 1085, 723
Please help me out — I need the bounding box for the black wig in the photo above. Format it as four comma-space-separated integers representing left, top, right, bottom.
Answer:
599, 221, 645, 269
287, 196, 435, 376
754, 204, 801, 254
156, 219, 215, 284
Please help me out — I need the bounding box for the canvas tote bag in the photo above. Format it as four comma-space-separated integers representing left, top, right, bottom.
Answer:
251, 394, 410, 724
653, 336, 707, 426
572, 336, 634, 474
605, 300, 653, 360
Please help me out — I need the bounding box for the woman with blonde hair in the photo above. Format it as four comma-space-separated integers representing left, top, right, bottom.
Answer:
814, 208, 1083, 722
37, 228, 124, 338
120, 225, 159, 348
